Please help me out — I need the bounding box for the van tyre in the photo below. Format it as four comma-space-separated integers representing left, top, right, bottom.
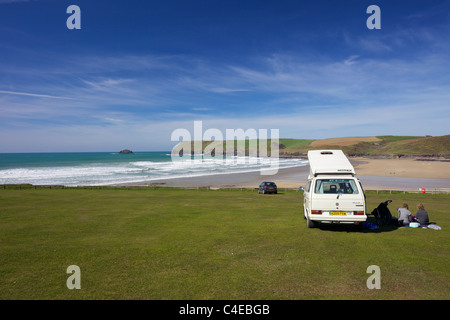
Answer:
307, 216, 316, 228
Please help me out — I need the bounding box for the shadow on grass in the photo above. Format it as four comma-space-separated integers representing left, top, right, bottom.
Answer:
318, 217, 399, 233
257, 192, 286, 195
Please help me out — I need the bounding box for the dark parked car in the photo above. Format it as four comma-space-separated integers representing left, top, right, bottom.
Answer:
258, 181, 278, 194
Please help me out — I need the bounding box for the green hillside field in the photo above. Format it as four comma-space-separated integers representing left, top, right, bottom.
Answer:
175, 135, 450, 157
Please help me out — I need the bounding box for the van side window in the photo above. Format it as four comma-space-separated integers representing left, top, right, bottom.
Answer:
359, 181, 366, 200
305, 180, 311, 193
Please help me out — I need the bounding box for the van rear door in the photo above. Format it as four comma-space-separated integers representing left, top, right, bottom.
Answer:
312, 177, 365, 216
312, 193, 365, 214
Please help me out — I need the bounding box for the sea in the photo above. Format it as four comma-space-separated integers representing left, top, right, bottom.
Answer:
0, 152, 308, 186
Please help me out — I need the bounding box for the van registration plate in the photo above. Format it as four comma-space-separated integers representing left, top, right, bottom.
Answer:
330, 211, 346, 216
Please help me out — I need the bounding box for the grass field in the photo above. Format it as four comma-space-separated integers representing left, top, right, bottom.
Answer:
0, 187, 449, 300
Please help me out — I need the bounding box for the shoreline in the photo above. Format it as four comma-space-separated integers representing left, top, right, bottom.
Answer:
2, 156, 449, 191
110, 158, 450, 191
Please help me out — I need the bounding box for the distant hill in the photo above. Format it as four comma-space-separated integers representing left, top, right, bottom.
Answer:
279, 135, 450, 158
172, 135, 450, 158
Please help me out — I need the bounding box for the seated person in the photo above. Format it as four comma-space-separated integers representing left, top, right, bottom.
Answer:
415, 203, 429, 226
397, 203, 412, 226
339, 183, 353, 194
329, 185, 337, 193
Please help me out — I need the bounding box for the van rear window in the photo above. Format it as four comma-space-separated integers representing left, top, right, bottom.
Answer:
314, 179, 359, 194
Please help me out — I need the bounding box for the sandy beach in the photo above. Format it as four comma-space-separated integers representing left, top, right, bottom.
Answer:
351, 157, 450, 179
118, 157, 450, 191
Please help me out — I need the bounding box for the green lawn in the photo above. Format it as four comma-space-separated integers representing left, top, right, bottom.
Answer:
0, 187, 449, 299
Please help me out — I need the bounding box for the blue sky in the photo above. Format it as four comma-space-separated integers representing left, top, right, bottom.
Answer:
0, 0, 449, 152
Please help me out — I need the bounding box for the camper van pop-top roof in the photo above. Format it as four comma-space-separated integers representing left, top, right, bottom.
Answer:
307, 150, 355, 177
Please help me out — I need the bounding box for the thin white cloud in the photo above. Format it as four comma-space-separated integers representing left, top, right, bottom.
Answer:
228, 50, 450, 104
192, 107, 213, 111
0, 0, 31, 3
343, 55, 359, 66
209, 87, 250, 93
81, 78, 134, 92
358, 38, 392, 53
0, 90, 75, 100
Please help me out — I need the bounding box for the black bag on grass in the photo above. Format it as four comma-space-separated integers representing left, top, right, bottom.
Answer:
370, 200, 393, 226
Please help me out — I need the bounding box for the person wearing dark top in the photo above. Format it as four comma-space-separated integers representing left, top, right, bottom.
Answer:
415, 203, 429, 226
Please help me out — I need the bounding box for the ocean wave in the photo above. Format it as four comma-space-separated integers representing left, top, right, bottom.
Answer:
0, 155, 307, 186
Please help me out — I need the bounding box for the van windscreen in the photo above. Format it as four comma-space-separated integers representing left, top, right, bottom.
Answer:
314, 179, 359, 194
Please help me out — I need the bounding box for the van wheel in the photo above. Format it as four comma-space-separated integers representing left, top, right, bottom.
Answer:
307, 216, 316, 228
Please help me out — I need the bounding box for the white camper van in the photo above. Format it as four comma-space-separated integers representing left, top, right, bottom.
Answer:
303, 150, 367, 228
